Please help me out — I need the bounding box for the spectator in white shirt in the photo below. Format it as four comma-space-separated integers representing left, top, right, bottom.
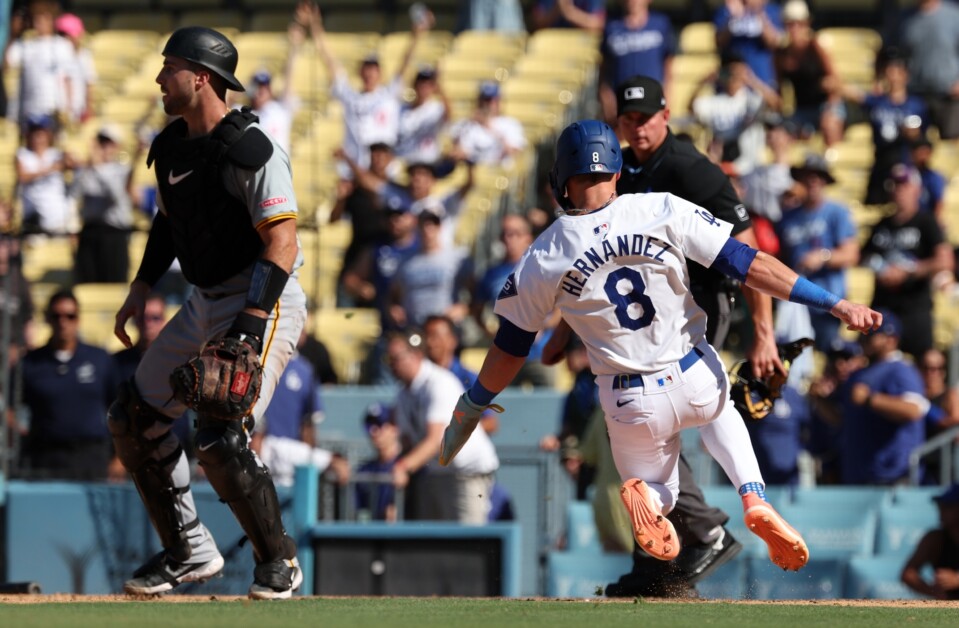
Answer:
4, 1, 76, 133
690, 52, 781, 174
448, 81, 527, 167
396, 66, 451, 165
15, 113, 73, 235
309, 2, 432, 178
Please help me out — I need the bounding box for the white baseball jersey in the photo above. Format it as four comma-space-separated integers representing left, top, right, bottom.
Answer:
331, 74, 402, 163
494, 193, 733, 375
448, 115, 527, 165
396, 99, 446, 164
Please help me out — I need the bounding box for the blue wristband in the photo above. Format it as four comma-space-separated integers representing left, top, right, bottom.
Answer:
789, 276, 841, 311
467, 380, 496, 406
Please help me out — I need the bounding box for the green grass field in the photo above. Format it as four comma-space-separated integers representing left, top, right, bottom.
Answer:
2, 598, 957, 628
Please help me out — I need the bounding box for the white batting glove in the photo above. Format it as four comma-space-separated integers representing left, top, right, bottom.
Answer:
439, 393, 503, 466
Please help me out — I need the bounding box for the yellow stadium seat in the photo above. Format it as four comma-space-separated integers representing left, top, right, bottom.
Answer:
248, 11, 294, 33
21, 237, 74, 284
324, 12, 387, 34
817, 27, 883, 56
311, 308, 381, 384
106, 12, 174, 34
453, 30, 527, 58
679, 22, 717, 55
845, 266, 875, 313
825, 141, 874, 171
671, 54, 720, 81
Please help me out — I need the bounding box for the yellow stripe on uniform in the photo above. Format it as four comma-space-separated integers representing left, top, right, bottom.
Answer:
262, 301, 281, 362
255, 213, 297, 230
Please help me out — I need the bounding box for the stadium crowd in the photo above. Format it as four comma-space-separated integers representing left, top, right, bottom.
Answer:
2, 0, 959, 597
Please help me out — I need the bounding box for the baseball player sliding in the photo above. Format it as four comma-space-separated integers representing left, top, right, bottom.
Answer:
440, 120, 882, 572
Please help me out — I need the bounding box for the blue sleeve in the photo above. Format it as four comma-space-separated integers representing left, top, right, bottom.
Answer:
714, 7, 729, 29
767, 4, 783, 29
931, 172, 946, 204
492, 316, 538, 358
833, 204, 857, 242
710, 237, 758, 282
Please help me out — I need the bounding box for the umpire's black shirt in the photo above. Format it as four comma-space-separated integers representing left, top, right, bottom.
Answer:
617, 130, 752, 291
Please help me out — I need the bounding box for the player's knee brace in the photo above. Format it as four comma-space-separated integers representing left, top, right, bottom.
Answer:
194, 417, 288, 563
108, 380, 175, 471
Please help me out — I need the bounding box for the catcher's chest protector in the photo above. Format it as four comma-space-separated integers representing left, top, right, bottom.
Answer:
148, 109, 270, 288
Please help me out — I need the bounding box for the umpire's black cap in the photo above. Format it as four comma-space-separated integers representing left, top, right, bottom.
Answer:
162, 26, 244, 92
617, 75, 667, 116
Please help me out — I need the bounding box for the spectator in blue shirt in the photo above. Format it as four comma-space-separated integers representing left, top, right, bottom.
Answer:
841, 311, 929, 485
19, 288, 120, 480
909, 135, 946, 219
714, 0, 783, 88
355, 403, 401, 521
807, 339, 866, 485
252, 351, 347, 488
776, 154, 860, 352
599, 0, 675, 124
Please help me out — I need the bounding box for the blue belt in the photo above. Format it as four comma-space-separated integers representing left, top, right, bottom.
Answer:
612, 347, 705, 390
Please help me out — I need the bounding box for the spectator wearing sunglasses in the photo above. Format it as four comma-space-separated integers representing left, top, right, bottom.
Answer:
18, 289, 120, 480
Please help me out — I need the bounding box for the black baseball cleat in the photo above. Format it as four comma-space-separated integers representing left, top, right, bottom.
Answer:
248, 556, 302, 600
248, 536, 303, 600
124, 550, 224, 595
672, 526, 743, 584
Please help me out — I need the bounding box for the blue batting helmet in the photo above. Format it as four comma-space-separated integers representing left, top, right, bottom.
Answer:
549, 120, 622, 210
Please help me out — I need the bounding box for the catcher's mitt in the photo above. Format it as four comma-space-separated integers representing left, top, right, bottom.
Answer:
729, 338, 814, 420
170, 335, 262, 420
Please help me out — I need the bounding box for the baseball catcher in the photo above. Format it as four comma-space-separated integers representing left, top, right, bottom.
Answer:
729, 338, 814, 420
108, 26, 307, 600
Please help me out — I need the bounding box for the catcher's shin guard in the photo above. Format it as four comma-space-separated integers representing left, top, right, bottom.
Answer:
194, 417, 288, 563
108, 381, 195, 562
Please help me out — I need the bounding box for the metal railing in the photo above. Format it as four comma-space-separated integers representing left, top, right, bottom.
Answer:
909, 424, 959, 486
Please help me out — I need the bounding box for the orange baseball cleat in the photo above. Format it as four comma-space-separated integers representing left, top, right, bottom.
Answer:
742, 493, 809, 571
619, 478, 679, 561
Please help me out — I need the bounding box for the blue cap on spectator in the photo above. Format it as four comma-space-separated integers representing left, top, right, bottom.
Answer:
26, 114, 54, 130
875, 309, 902, 337
415, 65, 437, 82
934, 484, 959, 506
827, 338, 862, 358
252, 70, 272, 85
479, 81, 500, 100
363, 403, 394, 433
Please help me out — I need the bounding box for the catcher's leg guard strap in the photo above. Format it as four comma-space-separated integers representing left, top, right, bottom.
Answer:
194, 418, 287, 563
131, 453, 198, 563
108, 381, 196, 562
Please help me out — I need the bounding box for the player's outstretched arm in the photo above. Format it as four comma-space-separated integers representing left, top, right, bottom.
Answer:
741, 247, 882, 335
439, 343, 523, 466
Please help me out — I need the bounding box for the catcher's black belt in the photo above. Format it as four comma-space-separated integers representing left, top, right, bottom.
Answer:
611, 346, 705, 390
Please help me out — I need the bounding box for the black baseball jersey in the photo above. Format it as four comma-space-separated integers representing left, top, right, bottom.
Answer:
617, 130, 751, 289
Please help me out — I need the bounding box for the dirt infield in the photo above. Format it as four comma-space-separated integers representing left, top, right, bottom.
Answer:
1, 594, 958, 607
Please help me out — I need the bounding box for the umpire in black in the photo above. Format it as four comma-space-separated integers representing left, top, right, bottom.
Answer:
606, 75, 785, 597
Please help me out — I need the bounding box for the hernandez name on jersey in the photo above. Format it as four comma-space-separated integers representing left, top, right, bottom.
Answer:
495, 192, 732, 376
